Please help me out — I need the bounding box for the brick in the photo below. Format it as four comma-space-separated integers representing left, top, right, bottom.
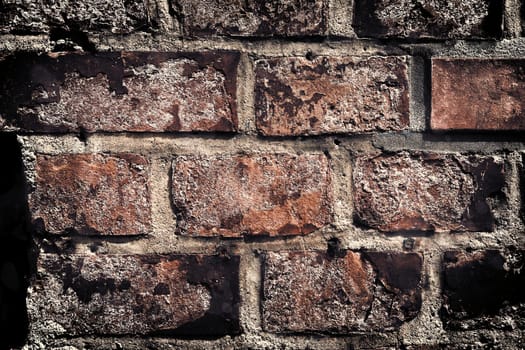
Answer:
431, 58, 525, 131
255, 56, 409, 136
29, 153, 151, 235
441, 250, 525, 330
171, 153, 332, 237
0, 51, 239, 133
262, 250, 422, 333
27, 253, 240, 337
353, 152, 505, 233
353, 0, 503, 39
0, 0, 155, 34
173, 0, 326, 37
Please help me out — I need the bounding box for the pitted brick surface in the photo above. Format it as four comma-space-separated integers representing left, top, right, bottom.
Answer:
255, 56, 409, 136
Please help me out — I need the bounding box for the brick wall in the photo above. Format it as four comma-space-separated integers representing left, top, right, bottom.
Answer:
0, 0, 524, 349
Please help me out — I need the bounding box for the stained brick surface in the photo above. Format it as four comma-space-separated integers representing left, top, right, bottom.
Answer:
255, 56, 409, 136
353, 0, 503, 39
441, 250, 525, 330
262, 250, 422, 332
27, 254, 240, 336
0, 52, 239, 133
353, 152, 505, 233
0, 0, 155, 34
431, 58, 525, 131
173, 0, 326, 37
30, 153, 151, 235
171, 153, 332, 237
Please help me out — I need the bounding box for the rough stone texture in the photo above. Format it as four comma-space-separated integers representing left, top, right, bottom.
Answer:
173, 0, 326, 37
441, 250, 525, 330
255, 56, 409, 136
171, 153, 332, 237
27, 253, 240, 337
353, 0, 503, 39
353, 152, 506, 233
0, 0, 155, 34
0, 51, 239, 133
262, 250, 422, 333
432, 58, 525, 131
29, 153, 151, 235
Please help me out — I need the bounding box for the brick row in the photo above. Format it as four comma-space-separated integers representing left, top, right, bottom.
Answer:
0, 1, 504, 39
28, 151, 508, 236
3, 53, 525, 135
28, 249, 523, 336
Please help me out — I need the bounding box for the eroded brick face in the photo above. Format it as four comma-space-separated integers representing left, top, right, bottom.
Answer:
255, 56, 409, 136
30, 153, 151, 235
441, 250, 525, 330
173, 0, 326, 37
0, 0, 155, 34
431, 59, 525, 131
353, 152, 505, 233
262, 251, 422, 332
0, 52, 239, 133
27, 254, 240, 337
171, 153, 332, 237
353, 0, 503, 39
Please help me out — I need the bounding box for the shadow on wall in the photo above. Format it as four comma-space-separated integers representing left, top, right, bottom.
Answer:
0, 133, 30, 349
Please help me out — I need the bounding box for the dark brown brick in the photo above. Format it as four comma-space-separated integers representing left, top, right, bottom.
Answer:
262, 250, 422, 333
0, 0, 156, 34
0, 51, 239, 133
173, 0, 326, 37
29, 153, 151, 235
353, 152, 505, 233
27, 253, 240, 337
353, 0, 503, 39
431, 58, 525, 131
171, 153, 332, 237
255, 56, 409, 136
441, 250, 525, 330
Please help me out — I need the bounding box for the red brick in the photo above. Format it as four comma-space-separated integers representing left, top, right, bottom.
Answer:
441, 250, 525, 330
431, 58, 525, 131
0, 51, 239, 133
173, 0, 326, 37
353, 0, 503, 39
29, 153, 151, 235
0, 0, 156, 34
353, 152, 505, 233
27, 253, 240, 337
262, 250, 422, 332
255, 56, 409, 136
171, 153, 332, 237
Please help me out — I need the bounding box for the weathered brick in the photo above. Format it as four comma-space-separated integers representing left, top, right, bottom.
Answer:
0, 51, 239, 133
431, 58, 525, 131
353, 152, 505, 233
353, 0, 503, 39
27, 253, 240, 337
441, 250, 525, 330
255, 56, 409, 136
29, 153, 151, 235
262, 250, 422, 333
173, 0, 326, 37
171, 153, 332, 237
0, 0, 155, 34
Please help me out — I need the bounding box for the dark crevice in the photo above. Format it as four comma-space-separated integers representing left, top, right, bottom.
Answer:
0, 133, 31, 349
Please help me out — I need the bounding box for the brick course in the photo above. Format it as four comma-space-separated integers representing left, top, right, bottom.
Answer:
171, 153, 332, 237
255, 56, 409, 136
431, 58, 525, 131
353, 152, 505, 233
28, 253, 240, 336
29, 153, 151, 235
263, 250, 422, 332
